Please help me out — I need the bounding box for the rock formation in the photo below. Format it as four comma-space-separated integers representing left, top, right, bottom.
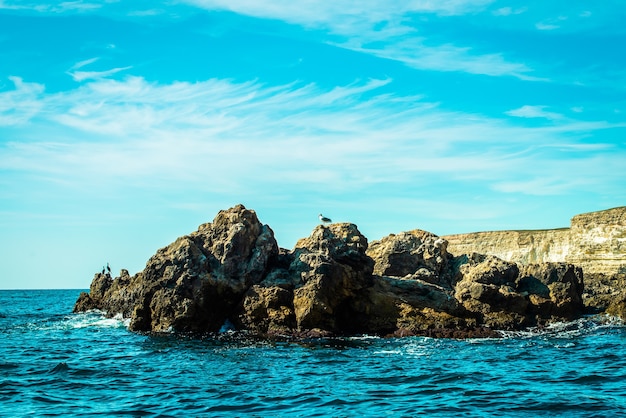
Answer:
75, 204, 278, 332
445, 206, 626, 312
75, 204, 595, 338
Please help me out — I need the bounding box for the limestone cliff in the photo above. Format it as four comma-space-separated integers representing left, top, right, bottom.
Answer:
445, 229, 571, 266
568, 208, 626, 275
444, 206, 626, 310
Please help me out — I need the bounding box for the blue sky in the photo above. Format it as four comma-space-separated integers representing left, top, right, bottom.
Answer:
1, 0, 625, 289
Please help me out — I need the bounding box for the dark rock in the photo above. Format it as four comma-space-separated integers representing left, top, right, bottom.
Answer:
606, 291, 626, 320
74, 205, 593, 338
518, 263, 584, 321
75, 204, 278, 332
366, 230, 453, 288
289, 223, 373, 333
583, 272, 626, 312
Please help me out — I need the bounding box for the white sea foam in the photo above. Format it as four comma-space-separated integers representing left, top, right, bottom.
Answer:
497, 315, 623, 339
61, 311, 129, 330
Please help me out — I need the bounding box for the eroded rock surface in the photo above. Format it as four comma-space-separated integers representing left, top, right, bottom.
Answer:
75, 204, 278, 332
445, 206, 626, 312
75, 205, 600, 338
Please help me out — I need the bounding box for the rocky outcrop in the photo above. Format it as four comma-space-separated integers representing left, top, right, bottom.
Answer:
445, 207, 626, 311
74, 205, 595, 338
74, 204, 278, 332
235, 222, 374, 335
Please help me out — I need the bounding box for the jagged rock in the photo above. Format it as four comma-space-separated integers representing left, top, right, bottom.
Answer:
445, 206, 626, 312
582, 272, 626, 312
74, 205, 596, 338
290, 223, 373, 333
606, 291, 626, 320
233, 223, 375, 334
453, 254, 528, 328
366, 230, 452, 287
351, 275, 472, 335
451, 254, 584, 328
75, 204, 278, 332
517, 263, 584, 321
236, 284, 296, 334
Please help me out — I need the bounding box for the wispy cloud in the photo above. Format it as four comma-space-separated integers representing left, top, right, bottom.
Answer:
346, 38, 539, 79
506, 105, 564, 120
2, 75, 623, 201
68, 66, 133, 82
181, 0, 539, 80
0, 0, 102, 12
0, 77, 45, 125
70, 57, 100, 70
66, 58, 132, 82
183, 0, 496, 26
492, 7, 527, 16
535, 15, 568, 31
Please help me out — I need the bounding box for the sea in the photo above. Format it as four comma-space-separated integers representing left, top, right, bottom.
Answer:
1, 289, 626, 417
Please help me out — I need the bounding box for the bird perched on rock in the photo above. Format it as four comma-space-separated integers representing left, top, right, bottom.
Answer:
318, 213, 332, 224
106, 262, 111, 275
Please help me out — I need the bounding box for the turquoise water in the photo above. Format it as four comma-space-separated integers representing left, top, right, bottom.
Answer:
1, 289, 625, 417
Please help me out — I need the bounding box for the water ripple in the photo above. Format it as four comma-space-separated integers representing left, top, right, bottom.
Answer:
2, 290, 626, 416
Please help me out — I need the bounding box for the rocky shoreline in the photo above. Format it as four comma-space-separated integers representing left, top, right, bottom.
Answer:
74, 205, 626, 338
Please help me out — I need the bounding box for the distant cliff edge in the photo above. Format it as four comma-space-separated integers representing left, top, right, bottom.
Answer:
445, 207, 626, 311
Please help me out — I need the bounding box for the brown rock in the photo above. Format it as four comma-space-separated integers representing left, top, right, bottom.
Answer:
75, 204, 278, 333
236, 284, 296, 334
366, 230, 452, 287
517, 263, 584, 321
606, 291, 626, 320
74, 205, 593, 338
444, 206, 626, 312
290, 223, 373, 333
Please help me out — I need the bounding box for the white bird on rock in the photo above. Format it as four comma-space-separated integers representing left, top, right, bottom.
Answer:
318, 213, 332, 224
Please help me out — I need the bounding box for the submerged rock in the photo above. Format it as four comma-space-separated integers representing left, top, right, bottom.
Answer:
74, 205, 597, 338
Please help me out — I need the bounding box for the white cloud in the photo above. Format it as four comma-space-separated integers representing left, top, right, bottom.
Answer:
492, 177, 580, 196
0, 77, 45, 125
535, 15, 568, 31
492, 7, 527, 16
0, 0, 102, 12
506, 105, 563, 120
66, 58, 132, 82
70, 57, 100, 70
68, 66, 133, 82
183, 0, 496, 27
535, 22, 559, 31
1, 75, 623, 201
181, 0, 537, 80
346, 38, 538, 79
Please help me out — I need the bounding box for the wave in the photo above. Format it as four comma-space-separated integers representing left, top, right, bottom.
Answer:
69, 311, 131, 329
14, 310, 130, 333
497, 314, 624, 339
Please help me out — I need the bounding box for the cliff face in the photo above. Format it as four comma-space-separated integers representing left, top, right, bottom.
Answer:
444, 207, 626, 310
568, 208, 626, 275
445, 229, 571, 266
445, 207, 626, 276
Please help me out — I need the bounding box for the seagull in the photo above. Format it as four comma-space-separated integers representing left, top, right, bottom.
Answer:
318, 213, 332, 224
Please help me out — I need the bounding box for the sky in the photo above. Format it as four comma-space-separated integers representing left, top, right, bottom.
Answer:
1, 0, 625, 289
